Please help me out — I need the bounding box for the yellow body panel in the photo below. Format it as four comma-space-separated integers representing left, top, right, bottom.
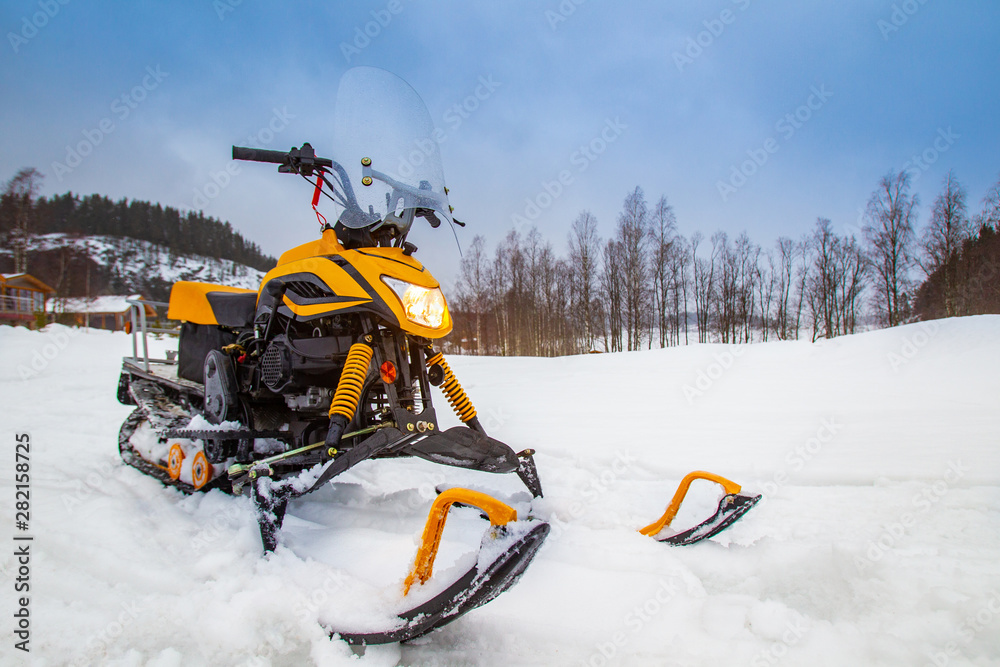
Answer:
261, 258, 370, 301
260, 230, 452, 338
167, 281, 256, 325
341, 247, 452, 337
280, 296, 370, 317
277, 228, 345, 266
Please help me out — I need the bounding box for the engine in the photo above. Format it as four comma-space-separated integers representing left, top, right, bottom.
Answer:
256, 334, 352, 394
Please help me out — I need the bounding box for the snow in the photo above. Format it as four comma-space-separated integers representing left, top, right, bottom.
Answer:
1, 317, 999, 666
25, 233, 267, 291
46, 295, 144, 315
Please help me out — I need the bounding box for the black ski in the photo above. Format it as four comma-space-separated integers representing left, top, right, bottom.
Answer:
332, 522, 549, 645
655, 493, 760, 546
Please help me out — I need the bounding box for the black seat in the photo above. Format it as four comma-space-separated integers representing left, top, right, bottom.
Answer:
206, 290, 258, 328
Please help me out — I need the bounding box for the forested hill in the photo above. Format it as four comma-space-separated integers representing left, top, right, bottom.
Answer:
10, 192, 275, 271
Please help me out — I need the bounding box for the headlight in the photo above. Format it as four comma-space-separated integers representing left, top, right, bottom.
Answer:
382, 277, 448, 329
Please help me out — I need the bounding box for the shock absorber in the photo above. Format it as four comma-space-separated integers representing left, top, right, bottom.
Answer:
426, 351, 481, 431
428, 348, 542, 498
325, 342, 374, 451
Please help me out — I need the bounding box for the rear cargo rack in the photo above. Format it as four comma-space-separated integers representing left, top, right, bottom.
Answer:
126, 297, 180, 372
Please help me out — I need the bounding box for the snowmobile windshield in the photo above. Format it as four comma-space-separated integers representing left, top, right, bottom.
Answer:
331, 67, 453, 232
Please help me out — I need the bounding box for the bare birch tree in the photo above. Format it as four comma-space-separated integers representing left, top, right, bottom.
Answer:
3, 167, 43, 274
456, 234, 490, 354
921, 170, 970, 274
771, 237, 796, 340
972, 174, 1000, 229
568, 210, 601, 351
615, 187, 650, 350
691, 232, 717, 343
600, 240, 625, 352
648, 195, 677, 347
863, 170, 918, 326
806, 218, 867, 340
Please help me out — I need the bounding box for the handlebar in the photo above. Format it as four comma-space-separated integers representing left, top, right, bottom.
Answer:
233, 143, 460, 232
232, 143, 333, 174
232, 146, 291, 164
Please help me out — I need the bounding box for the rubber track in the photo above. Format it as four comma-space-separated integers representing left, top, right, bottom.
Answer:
118, 408, 233, 495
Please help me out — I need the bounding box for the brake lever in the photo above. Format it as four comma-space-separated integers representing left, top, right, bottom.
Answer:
277, 143, 322, 176
416, 208, 441, 228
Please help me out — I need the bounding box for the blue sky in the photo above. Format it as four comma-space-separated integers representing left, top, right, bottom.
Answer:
2, 1, 999, 287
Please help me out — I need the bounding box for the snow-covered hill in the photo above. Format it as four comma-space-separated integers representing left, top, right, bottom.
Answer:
17, 233, 267, 292
0, 317, 998, 666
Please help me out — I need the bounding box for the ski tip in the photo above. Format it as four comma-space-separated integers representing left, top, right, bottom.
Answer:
657, 492, 761, 546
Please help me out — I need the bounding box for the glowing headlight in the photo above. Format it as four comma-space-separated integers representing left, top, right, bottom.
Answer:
382, 277, 448, 329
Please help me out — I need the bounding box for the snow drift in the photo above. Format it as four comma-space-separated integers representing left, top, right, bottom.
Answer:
0, 316, 998, 666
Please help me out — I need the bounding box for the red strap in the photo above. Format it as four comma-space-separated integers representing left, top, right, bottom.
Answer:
312, 168, 327, 228
311, 171, 323, 208
314, 208, 328, 228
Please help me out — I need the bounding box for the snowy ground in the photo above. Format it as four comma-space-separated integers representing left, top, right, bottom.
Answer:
25, 233, 266, 291
1, 317, 999, 666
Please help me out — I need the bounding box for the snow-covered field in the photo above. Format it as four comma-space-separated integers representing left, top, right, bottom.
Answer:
1, 317, 998, 666
24, 233, 266, 290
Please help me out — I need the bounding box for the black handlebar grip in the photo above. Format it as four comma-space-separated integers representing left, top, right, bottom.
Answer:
232, 146, 289, 164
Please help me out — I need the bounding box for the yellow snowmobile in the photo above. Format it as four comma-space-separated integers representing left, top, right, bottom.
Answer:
115, 66, 758, 645
117, 67, 547, 644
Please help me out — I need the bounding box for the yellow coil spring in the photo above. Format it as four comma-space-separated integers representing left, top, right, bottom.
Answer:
426, 352, 477, 423
329, 343, 374, 420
